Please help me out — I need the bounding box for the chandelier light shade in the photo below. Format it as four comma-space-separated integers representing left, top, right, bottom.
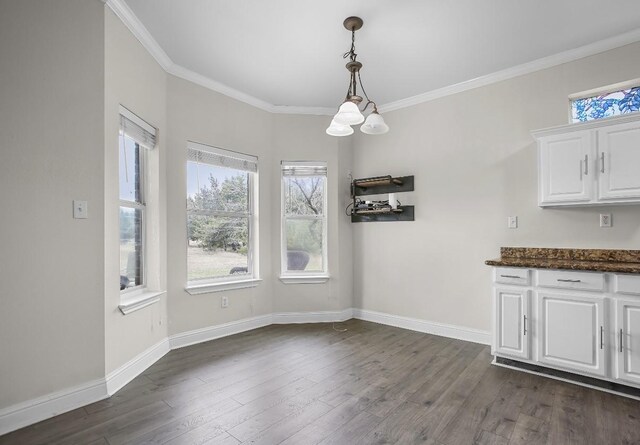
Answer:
326, 16, 389, 136
334, 101, 364, 125
360, 111, 389, 135
326, 119, 354, 137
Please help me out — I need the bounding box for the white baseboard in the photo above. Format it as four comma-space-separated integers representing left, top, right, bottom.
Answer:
105, 338, 170, 395
353, 308, 491, 345
272, 308, 353, 324
168, 314, 272, 349
1, 307, 488, 436
0, 379, 107, 436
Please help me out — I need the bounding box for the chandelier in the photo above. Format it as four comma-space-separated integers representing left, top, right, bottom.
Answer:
326, 16, 389, 137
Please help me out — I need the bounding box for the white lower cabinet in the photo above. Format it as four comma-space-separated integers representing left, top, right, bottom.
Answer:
537, 292, 606, 377
491, 267, 640, 391
494, 288, 530, 360
615, 298, 640, 385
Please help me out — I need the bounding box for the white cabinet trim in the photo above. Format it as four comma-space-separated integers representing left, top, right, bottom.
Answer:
534, 113, 640, 207
491, 267, 640, 391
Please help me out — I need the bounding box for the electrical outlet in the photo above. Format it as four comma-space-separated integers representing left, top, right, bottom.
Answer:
221, 296, 229, 308
507, 216, 518, 229
600, 213, 612, 228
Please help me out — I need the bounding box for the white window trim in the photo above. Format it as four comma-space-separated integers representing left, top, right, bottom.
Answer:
119, 289, 165, 315
119, 132, 147, 295
280, 162, 329, 284
185, 278, 262, 295
279, 275, 330, 284
568, 78, 640, 101
568, 78, 640, 123
185, 142, 259, 291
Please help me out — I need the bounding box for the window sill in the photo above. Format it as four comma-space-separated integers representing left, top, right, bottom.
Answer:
119, 290, 165, 315
185, 278, 262, 295
279, 275, 330, 284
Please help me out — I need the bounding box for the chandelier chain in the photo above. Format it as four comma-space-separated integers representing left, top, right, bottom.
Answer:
343, 29, 357, 62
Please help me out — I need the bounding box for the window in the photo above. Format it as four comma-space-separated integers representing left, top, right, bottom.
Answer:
571, 82, 640, 123
119, 107, 156, 292
186, 142, 258, 288
281, 162, 328, 281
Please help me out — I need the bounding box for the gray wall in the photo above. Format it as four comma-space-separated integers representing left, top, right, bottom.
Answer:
0, 0, 105, 408
165, 75, 275, 335
352, 42, 640, 332
104, 8, 168, 375
3, 0, 640, 419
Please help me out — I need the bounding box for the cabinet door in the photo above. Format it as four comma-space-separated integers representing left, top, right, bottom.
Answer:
598, 120, 640, 200
537, 292, 606, 377
494, 288, 530, 360
615, 298, 640, 385
539, 131, 594, 205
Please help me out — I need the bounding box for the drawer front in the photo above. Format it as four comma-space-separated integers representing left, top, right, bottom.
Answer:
537, 269, 604, 292
615, 274, 640, 295
495, 268, 530, 286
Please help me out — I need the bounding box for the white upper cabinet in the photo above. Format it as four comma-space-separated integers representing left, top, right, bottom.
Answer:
538, 131, 594, 205
534, 114, 640, 207
598, 120, 640, 200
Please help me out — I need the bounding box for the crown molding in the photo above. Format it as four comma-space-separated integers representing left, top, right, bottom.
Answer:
105, 0, 172, 69
379, 27, 640, 114
270, 105, 336, 116
167, 62, 335, 115
106, 0, 640, 117
166, 63, 276, 113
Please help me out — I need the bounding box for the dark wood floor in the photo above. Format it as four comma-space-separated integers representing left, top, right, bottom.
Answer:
2, 320, 640, 445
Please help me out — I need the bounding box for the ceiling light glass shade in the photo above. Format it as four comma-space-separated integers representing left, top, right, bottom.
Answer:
360, 112, 389, 135
326, 119, 354, 137
333, 101, 364, 125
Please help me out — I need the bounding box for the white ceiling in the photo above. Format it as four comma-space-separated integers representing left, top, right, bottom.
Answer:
121, 0, 640, 111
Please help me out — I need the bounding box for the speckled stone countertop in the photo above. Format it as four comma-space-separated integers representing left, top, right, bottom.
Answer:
485, 247, 640, 274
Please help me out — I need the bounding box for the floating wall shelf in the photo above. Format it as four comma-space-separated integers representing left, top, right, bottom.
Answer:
350, 175, 415, 223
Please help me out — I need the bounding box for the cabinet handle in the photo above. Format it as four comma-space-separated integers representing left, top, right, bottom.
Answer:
557, 279, 581, 283
500, 274, 522, 279
600, 326, 604, 350
620, 329, 623, 353
600, 152, 605, 174
584, 154, 589, 176
523, 315, 527, 336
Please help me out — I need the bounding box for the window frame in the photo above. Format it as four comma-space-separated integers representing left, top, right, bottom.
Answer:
569, 79, 640, 123
280, 161, 329, 283
119, 133, 147, 294
185, 142, 259, 292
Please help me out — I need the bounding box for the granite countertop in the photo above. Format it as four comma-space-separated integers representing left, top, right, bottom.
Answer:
485, 247, 640, 274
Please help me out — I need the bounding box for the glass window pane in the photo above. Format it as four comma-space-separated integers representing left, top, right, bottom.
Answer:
187, 162, 249, 213
120, 207, 143, 289
285, 219, 323, 272
571, 86, 640, 122
119, 135, 142, 202
187, 215, 249, 280
284, 176, 325, 216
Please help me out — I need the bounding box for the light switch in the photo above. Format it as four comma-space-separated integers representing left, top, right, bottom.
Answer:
73, 200, 88, 219
507, 216, 518, 229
